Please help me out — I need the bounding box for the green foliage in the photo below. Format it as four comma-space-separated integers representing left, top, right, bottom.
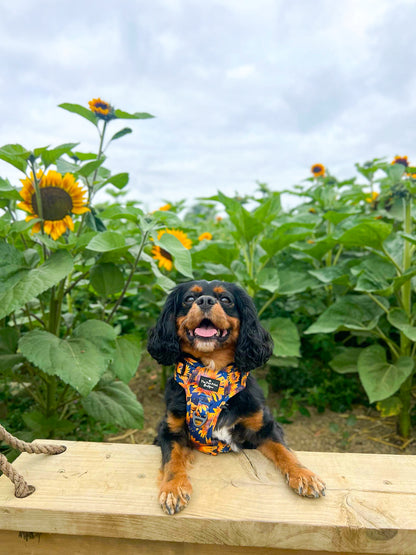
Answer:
0, 98, 157, 439
1, 97, 416, 443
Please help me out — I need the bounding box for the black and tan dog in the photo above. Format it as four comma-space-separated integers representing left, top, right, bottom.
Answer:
147, 280, 326, 514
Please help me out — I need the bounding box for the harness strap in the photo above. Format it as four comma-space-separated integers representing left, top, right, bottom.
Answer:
175, 357, 248, 455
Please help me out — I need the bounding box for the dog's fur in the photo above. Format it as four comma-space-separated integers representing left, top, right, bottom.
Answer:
147, 280, 326, 514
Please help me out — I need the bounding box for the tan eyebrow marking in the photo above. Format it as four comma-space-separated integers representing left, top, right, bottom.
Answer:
213, 286, 226, 294
191, 285, 203, 293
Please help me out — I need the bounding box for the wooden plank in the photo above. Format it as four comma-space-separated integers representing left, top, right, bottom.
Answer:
0, 530, 385, 555
0, 442, 415, 554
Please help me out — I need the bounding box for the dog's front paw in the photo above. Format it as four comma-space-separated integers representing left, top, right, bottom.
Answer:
286, 467, 326, 498
159, 477, 192, 515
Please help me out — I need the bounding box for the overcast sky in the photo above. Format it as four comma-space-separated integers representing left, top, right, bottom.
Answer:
1, 0, 416, 211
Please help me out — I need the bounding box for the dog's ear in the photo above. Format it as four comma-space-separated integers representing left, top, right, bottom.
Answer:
147, 283, 187, 366
232, 285, 273, 372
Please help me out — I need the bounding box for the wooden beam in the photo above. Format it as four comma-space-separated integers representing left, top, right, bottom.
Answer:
0, 442, 415, 554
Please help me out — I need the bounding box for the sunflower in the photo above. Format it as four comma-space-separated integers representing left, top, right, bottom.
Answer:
18, 170, 89, 240
311, 163, 325, 177
365, 191, 379, 203
198, 232, 212, 241
159, 203, 171, 211
391, 155, 409, 167
88, 97, 116, 121
152, 229, 192, 271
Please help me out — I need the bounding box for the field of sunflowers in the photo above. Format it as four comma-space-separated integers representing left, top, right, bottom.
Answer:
0, 98, 415, 451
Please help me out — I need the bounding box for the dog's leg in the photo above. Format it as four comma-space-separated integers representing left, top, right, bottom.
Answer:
158, 413, 193, 515
240, 410, 326, 498
258, 440, 326, 498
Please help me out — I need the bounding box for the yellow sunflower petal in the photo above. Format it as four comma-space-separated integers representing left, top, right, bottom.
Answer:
63, 215, 74, 231
17, 168, 89, 240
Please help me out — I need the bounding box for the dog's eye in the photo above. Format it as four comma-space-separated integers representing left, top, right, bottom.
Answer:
184, 295, 195, 304
220, 296, 232, 304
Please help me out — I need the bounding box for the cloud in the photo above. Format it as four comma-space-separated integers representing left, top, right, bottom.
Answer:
1, 0, 416, 212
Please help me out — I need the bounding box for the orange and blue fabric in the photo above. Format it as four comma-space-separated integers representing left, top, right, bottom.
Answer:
174, 356, 248, 455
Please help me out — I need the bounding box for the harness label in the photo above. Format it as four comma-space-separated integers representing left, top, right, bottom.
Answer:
199, 375, 220, 392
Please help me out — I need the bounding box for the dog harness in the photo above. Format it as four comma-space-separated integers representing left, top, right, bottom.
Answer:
174, 356, 248, 455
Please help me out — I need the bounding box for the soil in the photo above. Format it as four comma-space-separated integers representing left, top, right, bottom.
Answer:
109, 356, 416, 456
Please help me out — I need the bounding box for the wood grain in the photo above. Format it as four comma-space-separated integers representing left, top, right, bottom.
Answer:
0, 441, 414, 554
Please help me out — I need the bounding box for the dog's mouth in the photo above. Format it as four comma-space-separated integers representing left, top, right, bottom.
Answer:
187, 318, 230, 342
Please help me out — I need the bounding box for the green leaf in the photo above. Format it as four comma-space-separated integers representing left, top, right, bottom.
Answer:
142, 252, 176, 292
102, 172, 129, 190
77, 158, 105, 178
158, 233, 193, 278
19, 320, 117, 396
87, 231, 127, 253
110, 335, 142, 383
41, 142, 79, 168
58, 103, 98, 126
323, 210, 357, 224
393, 268, 416, 291
99, 204, 142, 223
383, 162, 406, 182
353, 256, 396, 294
376, 396, 403, 418
0, 177, 21, 201
337, 220, 392, 250
22, 410, 75, 436
56, 158, 80, 175
357, 345, 413, 403
387, 308, 416, 341
113, 109, 155, 120
261, 228, 312, 257
0, 144, 30, 173
295, 236, 337, 260
216, 191, 264, 244
253, 193, 281, 223
257, 267, 279, 293
305, 295, 387, 334
308, 266, 349, 286
263, 317, 300, 357
192, 242, 239, 270
90, 262, 124, 296
110, 128, 133, 142
376, 397, 403, 417
0, 249, 74, 319
400, 232, 416, 246
329, 348, 361, 374
277, 265, 321, 295
0, 327, 19, 354
82, 381, 144, 428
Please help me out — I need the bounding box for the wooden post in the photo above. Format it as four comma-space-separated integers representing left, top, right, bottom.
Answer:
0, 441, 415, 554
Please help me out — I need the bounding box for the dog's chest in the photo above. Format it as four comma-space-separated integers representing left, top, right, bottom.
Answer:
213, 408, 240, 452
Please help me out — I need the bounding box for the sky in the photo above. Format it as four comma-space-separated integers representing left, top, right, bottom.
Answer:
1, 0, 416, 211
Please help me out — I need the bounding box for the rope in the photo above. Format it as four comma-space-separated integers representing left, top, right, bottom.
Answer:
0, 424, 66, 455
0, 453, 35, 498
0, 423, 66, 498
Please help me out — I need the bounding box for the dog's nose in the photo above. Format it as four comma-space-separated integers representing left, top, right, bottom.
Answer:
196, 295, 217, 310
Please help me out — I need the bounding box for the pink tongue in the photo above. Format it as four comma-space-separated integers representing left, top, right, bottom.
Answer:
195, 326, 218, 337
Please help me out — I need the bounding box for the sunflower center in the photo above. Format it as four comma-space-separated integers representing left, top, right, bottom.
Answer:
31, 187, 73, 221
159, 248, 172, 261
94, 102, 110, 112
312, 166, 322, 173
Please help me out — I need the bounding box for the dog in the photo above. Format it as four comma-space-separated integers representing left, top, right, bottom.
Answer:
147, 280, 326, 514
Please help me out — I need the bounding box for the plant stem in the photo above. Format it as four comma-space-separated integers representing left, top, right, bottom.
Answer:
105, 230, 149, 324
90, 120, 107, 201
258, 291, 279, 318
398, 196, 414, 437
374, 326, 400, 359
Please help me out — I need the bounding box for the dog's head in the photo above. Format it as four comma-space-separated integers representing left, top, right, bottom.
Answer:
147, 280, 273, 372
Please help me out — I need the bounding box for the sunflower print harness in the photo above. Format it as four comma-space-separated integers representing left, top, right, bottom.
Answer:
174, 357, 248, 455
